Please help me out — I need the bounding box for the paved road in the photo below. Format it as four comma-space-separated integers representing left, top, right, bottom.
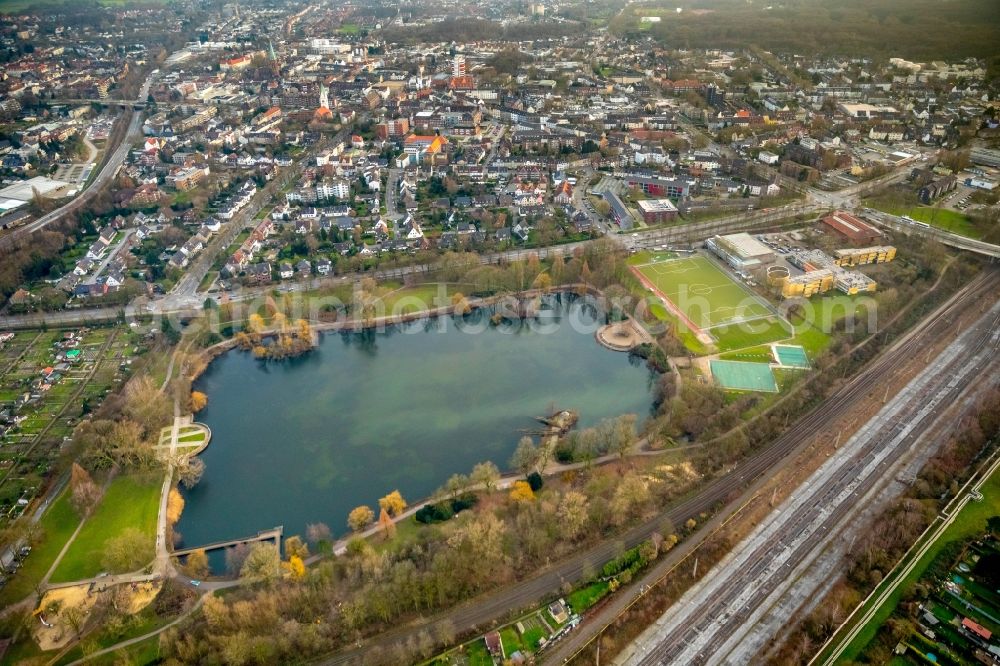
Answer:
863, 208, 1000, 258
0, 73, 157, 251
0, 204, 821, 330
618, 283, 1000, 665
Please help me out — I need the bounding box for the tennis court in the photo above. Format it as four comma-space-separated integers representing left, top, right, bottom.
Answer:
709, 359, 779, 392
633, 255, 773, 330
772, 344, 810, 368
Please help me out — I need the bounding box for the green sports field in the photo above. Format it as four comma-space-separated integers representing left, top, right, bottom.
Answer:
633, 255, 773, 330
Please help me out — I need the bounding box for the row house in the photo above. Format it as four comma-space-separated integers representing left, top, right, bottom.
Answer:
217, 181, 257, 220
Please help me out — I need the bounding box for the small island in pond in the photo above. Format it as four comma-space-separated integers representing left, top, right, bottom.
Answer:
233, 313, 316, 360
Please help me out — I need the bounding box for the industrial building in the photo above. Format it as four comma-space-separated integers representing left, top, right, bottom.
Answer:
820, 210, 882, 244
636, 198, 679, 225
706, 232, 776, 271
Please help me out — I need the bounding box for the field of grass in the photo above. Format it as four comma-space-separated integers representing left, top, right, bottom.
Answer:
646, 302, 712, 356
627, 250, 678, 266
50, 473, 161, 583
865, 200, 982, 239
567, 580, 611, 613
634, 255, 772, 329
462, 639, 493, 666
51, 599, 173, 666
73, 634, 160, 666
719, 318, 832, 364
0, 486, 81, 607
177, 432, 205, 443
709, 316, 792, 353
796, 292, 877, 337
499, 627, 523, 657
197, 271, 218, 293
834, 463, 1000, 662
379, 283, 456, 315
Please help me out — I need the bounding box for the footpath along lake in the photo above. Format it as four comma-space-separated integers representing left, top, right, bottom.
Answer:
177, 295, 657, 549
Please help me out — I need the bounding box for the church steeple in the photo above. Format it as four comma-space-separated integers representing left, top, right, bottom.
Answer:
314, 81, 334, 121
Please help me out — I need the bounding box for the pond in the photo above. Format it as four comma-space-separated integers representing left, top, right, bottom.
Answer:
177, 294, 657, 549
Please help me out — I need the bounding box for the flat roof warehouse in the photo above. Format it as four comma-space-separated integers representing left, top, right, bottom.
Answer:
706, 232, 775, 271
637, 199, 678, 214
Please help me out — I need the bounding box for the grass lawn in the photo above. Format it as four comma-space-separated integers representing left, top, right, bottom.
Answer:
53, 601, 172, 665
462, 639, 494, 666
792, 324, 834, 356
797, 293, 875, 337
371, 516, 425, 554
520, 623, 547, 651
646, 302, 711, 356
50, 473, 161, 583
338, 23, 360, 34
627, 250, 678, 266
865, 200, 981, 239
634, 255, 772, 329
836, 464, 1000, 662
197, 271, 218, 293
500, 626, 523, 657
58, 633, 161, 666
380, 283, 456, 315
0, 486, 81, 607
567, 580, 611, 614
719, 322, 831, 364
709, 316, 792, 353
177, 432, 206, 443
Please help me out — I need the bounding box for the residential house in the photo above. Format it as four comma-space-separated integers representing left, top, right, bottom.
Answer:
246, 262, 272, 284
553, 180, 574, 205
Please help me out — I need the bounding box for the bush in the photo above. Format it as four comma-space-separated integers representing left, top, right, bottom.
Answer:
601, 542, 649, 579
415, 494, 478, 524
526, 472, 544, 491
629, 343, 669, 373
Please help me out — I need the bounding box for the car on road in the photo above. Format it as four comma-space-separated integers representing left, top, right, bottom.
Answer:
190, 580, 201, 586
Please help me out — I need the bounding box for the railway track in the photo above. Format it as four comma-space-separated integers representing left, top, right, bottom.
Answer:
316, 270, 999, 665
626, 278, 1000, 665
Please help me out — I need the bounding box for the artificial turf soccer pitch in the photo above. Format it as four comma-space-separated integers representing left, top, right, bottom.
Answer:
633, 255, 774, 330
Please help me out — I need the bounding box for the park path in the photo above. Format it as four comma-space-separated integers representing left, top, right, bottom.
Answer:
152, 400, 181, 579
308, 437, 699, 562
62, 593, 207, 666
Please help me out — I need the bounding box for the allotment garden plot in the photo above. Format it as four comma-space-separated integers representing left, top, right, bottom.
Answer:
631, 254, 788, 350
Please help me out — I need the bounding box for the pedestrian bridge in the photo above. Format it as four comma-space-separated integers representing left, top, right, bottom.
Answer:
171, 526, 283, 557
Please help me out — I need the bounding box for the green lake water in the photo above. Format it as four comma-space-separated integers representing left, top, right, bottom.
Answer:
177, 295, 656, 548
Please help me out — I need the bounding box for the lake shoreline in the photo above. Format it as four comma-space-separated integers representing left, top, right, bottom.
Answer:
175, 292, 661, 549
190, 283, 636, 383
